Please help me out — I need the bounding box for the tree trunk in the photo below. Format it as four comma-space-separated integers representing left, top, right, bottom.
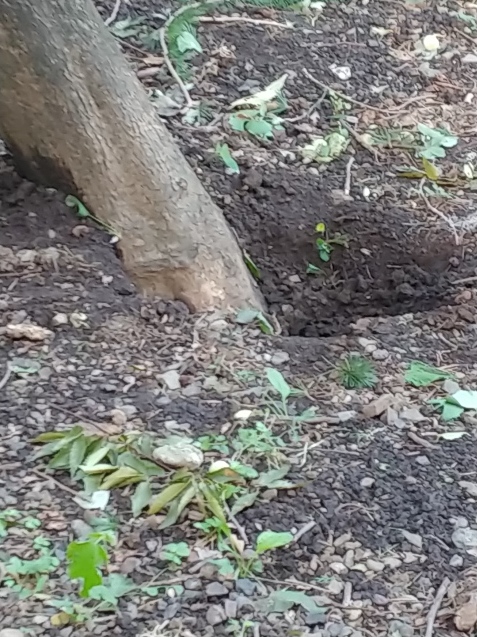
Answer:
0, 0, 263, 312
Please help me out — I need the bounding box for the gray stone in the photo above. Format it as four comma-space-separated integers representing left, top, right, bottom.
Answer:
224, 599, 238, 618
452, 527, 477, 550
206, 604, 226, 625
388, 619, 414, 637
400, 408, 425, 422
271, 351, 290, 366
366, 558, 385, 572
305, 612, 327, 626
337, 410, 357, 422
110, 408, 127, 426
360, 477, 375, 488
0, 631, 28, 637
71, 519, 93, 540
449, 554, 464, 567
184, 577, 202, 590
372, 348, 389, 361
327, 622, 345, 637
463, 53, 477, 64
158, 370, 181, 390
362, 395, 394, 419
153, 440, 203, 469
443, 379, 460, 394
416, 455, 430, 466
164, 602, 181, 619
236, 578, 257, 596
206, 582, 229, 597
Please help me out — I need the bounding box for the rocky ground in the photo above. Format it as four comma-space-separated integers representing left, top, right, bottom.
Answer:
3, 0, 477, 636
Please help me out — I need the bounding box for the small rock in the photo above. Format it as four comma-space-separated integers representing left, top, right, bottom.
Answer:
71, 519, 93, 539
164, 602, 181, 619
184, 578, 202, 591
236, 578, 257, 596
402, 530, 423, 549
360, 477, 375, 488
455, 592, 477, 631
243, 168, 263, 189
305, 612, 327, 626
158, 370, 181, 391
362, 395, 394, 419
52, 313, 69, 327
334, 532, 352, 547
452, 527, 477, 550
366, 559, 385, 572
327, 622, 346, 637
182, 383, 202, 397
400, 408, 425, 423
224, 599, 238, 619
206, 582, 229, 597
416, 455, 430, 466
383, 556, 402, 569
110, 408, 128, 427
374, 594, 389, 605
0, 631, 29, 637
388, 620, 414, 637
459, 481, 477, 497
120, 556, 140, 574
330, 562, 348, 575
372, 349, 389, 361
327, 579, 344, 595
347, 609, 362, 621
271, 351, 290, 366
153, 440, 203, 470
463, 53, 477, 64
6, 323, 53, 341
206, 604, 226, 626
337, 410, 357, 422
449, 554, 464, 567
289, 274, 301, 284
443, 379, 460, 394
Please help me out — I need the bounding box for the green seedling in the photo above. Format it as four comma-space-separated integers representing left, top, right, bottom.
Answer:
405, 360, 455, 387
194, 516, 232, 548
160, 542, 190, 567
315, 222, 348, 262
367, 126, 416, 149
337, 355, 377, 389
243, 252, 261, 280
229, 107, 285, 140
306, 263, 322, 275
416, 123, 458, 160
232, 422, 286, 467
236, 309, 274, 335
3, 542, 60, 599
65, 195, 119, 237
0, 508, 22, 538
67, 531, 115, 597
227, 619, 256, 637
197, 434, 230, 455
215, 142, 240, 174
301, 129, 349, 163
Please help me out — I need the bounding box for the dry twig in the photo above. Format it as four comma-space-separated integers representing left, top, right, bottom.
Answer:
0, 364, 12, 392
425, 577, 450, 637
344, 156, 355, 196
224, 501, 249, 545
105, 0, 122, 26
159, 27, 195, 109
199, 15, 292, 28
293, 520, 316, 543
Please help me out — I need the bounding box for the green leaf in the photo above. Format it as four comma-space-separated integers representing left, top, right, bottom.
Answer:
236, 309, 274, 334
244, 252, 261, 280
10, 357, 41, 375
210, 557, 235, 576
100, 466, 141, 490
176, 30, 202, 53
159, 484, 195, 529
255, 465, 293, 489
266, 368, 291, 401
67, 539, 108, 597
259, 589, 325, 613
32, 431, 66, 443
452, 390, 477, 410
79, 463, 118, 475
82, 446, 111, 468
256, 530, 294, 554
306, 263, 322, 275
245, 118, 274, 139
422, 157, 439, 181
229, 112, 249, 132
215, 143, 240, 174
404, 361, 454, 387
229, 461, 259, 480
430, 397, 464, 421
231, 491, 258, 515
201, 484, 228, 525
89, 574, 134, 605
65, 195, 91, 219
131, 481, 152, 517
148, 482, 189, 515
70, 436, 88, 477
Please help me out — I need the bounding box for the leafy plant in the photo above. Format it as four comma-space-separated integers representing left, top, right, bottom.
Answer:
232, 422, 286, 467
306, 263, 322, 275
229, 107, 284, 140
236, 309, 274, 334
416, 123, 458, 160
194, 516, 231, 547
67, 531, 115, 597
182, 102, 214, 126
0, 508, 22, 538
65, 195, 119, 237
405, 360, 455, 387
367, 126, 415, 149
160, 542, 190, 566
197, 434, 230, 455
315, 222, 348, 262
301, 129, 349, 163
3, 540, 60, 599
337, 355, 377, 389
215, 142, 240, 174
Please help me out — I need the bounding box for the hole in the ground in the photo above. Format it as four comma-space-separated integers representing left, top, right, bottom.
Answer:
220, 166, 470, 337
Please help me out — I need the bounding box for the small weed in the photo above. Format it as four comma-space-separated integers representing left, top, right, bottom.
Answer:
197, 433, 230, 455
367, 126, 416, 149
315, 222, 348, 262
227, 619, 256, 637
416, 123, 458, 160
3, 543, 60, 599
194, 516, 231, 547
229, 107, 284, 140
236, 309, 274, 335
301, 129, 349, 163
215, 142, 240, 174
65, 195, 119, 237
160, 542, 190, 567
337, 355, 377, 389
243, 252, 261, 280
67, 530, 115, 597
232, 422, 286, 467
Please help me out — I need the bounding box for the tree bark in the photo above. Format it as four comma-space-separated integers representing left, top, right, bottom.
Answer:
0, 0, 263, 312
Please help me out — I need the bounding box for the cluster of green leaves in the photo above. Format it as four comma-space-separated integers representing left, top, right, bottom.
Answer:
314, 222, 348, 262
236, 308, 274, 334
0, 509, 41, 538
301, 129, 349, 164
166, 5, 209, 78
229, 106, 285, 140
3, 537, 59, 599
337, 355, 377, 389
416, 123, 458, 160
33, 426, 165, 517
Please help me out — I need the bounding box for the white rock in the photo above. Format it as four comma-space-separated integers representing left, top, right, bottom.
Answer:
6, 323, 53, 341
110, 408, 128, 427
459, 481, 477, 497
452, 527, 477, 550
383, 556, 402, 569
234, 409, 253, 421
330, 63, 352, 80
360, 477, 375, 488
402, 530, 423, 549
329, 561, 348, 575
449, 554, 464, 567
52, 313, 68, 326
70, 312, 88, 328
159, 370, 181, 391
327, 579, 344, 595
0, 631, 28, 637
422, 34, 440, 51
271, 351, 290, 365
366, 558, 385, 572
463, 53, 477, 64
153, 440, 203, 470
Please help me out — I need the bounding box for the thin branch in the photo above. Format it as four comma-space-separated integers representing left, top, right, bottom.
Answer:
159, 27, 194, 109
451, 275, 477, 286
344, 156, 355, 196
293, 520, 316, 543
104, 0, 122, 26
421, 191, 460, 245
0, 364, 12, 392
425, 577, 450, 637
30, 468, 79, 497
224, 501, 249, 546
199, 15, 292, 28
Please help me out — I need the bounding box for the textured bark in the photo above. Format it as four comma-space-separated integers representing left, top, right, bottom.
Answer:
0, 0, 263, 311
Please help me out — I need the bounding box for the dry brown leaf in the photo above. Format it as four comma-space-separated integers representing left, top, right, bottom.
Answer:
455, 593, 477, 632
